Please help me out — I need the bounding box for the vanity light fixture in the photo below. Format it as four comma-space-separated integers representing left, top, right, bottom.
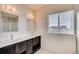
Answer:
27, 12, 34, 20
2, 4, 16, 12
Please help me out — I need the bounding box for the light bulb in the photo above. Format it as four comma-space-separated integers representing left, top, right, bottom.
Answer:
27, 12, 34, 20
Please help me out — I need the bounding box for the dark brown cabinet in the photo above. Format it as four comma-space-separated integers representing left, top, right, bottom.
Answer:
18, 41, 26, 54
26, 39, 33, 54
0, 49, 1, 53
0, 36, 41, 54
32, 36, 41, 53
6, 45, 16, 54
1, 44, 16, 54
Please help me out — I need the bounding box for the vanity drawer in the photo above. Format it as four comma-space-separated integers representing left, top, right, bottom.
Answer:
0, 48, 2, 54
2, 44, 16, 54
26, 39, 32, 43
18, 41, 26, 53
26, 39, 33, 54
26, 47, 32, 54
26, 39, 32, 48
33, 37, 40, 46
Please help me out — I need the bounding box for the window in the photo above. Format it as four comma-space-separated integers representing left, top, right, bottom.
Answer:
48, 13, 58, 30
48, 10, 74, 34
59, 11, 73, 29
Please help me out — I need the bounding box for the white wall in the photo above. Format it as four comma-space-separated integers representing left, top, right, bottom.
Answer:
74, 5, 79, 53
35, 4, 76, 53
0, 4, 33, 41
12, 5, 33, 33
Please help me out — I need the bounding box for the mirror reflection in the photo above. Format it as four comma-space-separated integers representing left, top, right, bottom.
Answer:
1, 12, 18, 32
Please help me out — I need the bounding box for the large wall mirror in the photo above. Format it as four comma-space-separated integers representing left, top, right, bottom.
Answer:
0, 12, 18, 32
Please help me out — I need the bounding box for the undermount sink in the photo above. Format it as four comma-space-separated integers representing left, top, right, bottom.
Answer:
0, 32, 38, 48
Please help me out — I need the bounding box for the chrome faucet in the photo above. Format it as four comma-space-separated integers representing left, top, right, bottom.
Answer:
11, 34, 13, 40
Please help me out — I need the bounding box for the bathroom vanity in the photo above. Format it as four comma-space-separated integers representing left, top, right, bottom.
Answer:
0, 35, 41, 54
0, 11, 41, 54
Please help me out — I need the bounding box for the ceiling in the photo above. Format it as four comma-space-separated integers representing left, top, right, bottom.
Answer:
1, 4, 47, 10
27, 4, 47, 10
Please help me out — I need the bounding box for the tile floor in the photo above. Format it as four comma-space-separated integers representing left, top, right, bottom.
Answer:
35, 48, 53, 54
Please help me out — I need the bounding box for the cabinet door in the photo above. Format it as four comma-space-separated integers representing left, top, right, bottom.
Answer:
1, 44, 16, 54
26, 39, 33, 54
33, 38, 37, 46
0, 48, 2, 54
33, 37, 40, 46
18, 41, 26, 53
32, 36, 41, 53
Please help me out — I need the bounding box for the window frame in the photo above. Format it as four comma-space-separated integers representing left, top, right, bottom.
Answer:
48, 10, 74, 34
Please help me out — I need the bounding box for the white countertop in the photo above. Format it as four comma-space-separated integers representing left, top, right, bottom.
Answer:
0, 34, 41, 48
